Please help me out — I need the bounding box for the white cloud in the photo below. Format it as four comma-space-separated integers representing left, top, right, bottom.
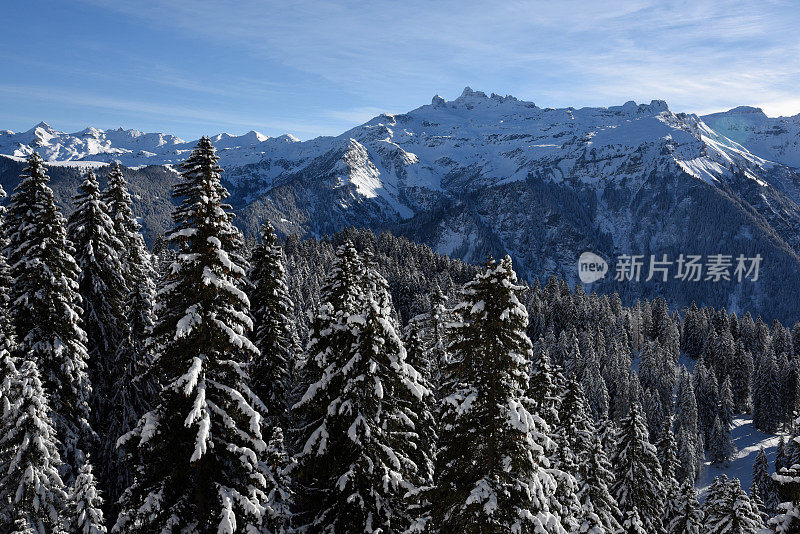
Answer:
78, 0, 800, 119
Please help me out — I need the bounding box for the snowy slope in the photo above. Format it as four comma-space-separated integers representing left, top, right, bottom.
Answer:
702, 107, 800, 169
696, 415, 787, 500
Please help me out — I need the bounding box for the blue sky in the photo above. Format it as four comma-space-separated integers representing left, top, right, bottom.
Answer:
2, 0, 799, 140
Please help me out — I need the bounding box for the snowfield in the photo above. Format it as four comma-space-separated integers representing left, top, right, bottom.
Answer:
696, 415, 786, 500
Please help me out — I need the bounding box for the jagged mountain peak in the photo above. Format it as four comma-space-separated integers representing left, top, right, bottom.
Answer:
28, 120, 55, 132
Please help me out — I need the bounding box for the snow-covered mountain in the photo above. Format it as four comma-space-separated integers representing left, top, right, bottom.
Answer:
0, 121, 303, 168
702, 106, 800, 169
4, 87, 800, 321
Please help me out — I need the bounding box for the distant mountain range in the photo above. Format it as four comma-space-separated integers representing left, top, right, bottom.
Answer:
2, 87, 800, 322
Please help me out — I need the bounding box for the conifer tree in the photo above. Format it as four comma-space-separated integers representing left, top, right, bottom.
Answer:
754, 353, 782, 433
729, 341, 754, 412
753, 446, 779, 514
291, 241, 364, 525
100, 163, 159, 514
114, 138, 284, 533
703, 475, 763, 533
402, 316, 438, 489
622, 509, 648, 534
582, 353, 610, 421
0, 183, 17, 402
682, 302, 705, 359
667, 479, 702, 534
293, 242, 427, 532
639, 340, 675, 441
430, 257, 564, 533
611, 402, 665, 533
709, 415, 735, 466
776, 436, 789, 473
604, 341, 633, 422
768, 418, 800, 533
557, 379, 622, 534
720, 376, 735, 427
426, 284, 450, 394
694, 357, 720, 445
248, 222, 298, 427
6, 152, 92, 479
657, 421, 682, 528
750, 483, 770, 525
68, 457, 106, 534
528, 336, 561, 430
780, 356, 800, 429
67, 169, 126, 465
673, 368, 702, 481
0, 359, 68, 533
528, 338, 581, 532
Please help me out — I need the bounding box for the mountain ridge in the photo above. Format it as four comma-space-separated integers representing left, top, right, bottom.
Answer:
4, 89, 800, 321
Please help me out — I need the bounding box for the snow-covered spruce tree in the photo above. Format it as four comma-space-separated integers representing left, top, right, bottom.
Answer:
66, 169, 126, 441
0, 183, 17, 400
750, 483, 770, 525
694, 357, 720, 446
639, 340, 675, 441
430, 256, 564, 533
611, 402, 665, 534
401, 315, 438, 517
667, 479, 702, 534
657, 421, 682, 529
114, 137, 285, 533
674, 367, 703, 482
68, 456, 106, 534
729, 341, 754, 412
777, 436, 789, 472
100, 162, 137, 284
0, 359, 68, 533
547, 425, 583, 531
101, 163, 158, 519
528, 336, 561, 431
681, 301, 705, 359
248, 222, 298, 428
769, 423, 800, 533
527, 337, 581, 532
754, 447, 779, 514
622, 509, 648, 534
292, 244, 427, 533
100, 161, 158, 363
556, 378, 622, 534
779, 355, 800, 429
604, 340, 633, 422
290, 241, 364, 526
702, 475, 763, 534
6, 152, 92, 480
581, 351, 609, 421
753, 353, 782, 433
410, 284, 450, 396
709, 414, 735, 466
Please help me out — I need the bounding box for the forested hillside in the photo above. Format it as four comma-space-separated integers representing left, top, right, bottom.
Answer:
1, 142, 799, 533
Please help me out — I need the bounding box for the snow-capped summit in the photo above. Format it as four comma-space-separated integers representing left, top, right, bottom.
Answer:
702, 106, 800, 168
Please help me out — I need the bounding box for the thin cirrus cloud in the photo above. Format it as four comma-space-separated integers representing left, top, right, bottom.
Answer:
4, 0, 800, 139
